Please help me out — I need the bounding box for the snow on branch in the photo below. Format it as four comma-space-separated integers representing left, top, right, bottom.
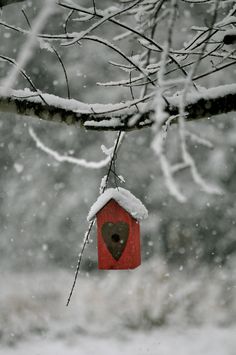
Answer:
1, 84, 236, 131
29, 127, 112, 169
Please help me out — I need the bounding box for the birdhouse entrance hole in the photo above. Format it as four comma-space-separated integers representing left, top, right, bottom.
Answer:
111, 233, 121, 243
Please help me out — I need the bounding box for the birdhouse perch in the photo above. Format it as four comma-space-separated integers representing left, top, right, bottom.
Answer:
87, 187, 148, 270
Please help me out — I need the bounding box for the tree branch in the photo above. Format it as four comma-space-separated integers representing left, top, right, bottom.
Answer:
1, 84, 236, 131
0, 0, 24, 7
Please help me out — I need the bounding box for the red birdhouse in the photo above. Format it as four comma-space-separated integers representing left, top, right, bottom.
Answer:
87, 187, 148, 270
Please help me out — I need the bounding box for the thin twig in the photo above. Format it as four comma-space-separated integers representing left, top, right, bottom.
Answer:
66, 131, 124, 306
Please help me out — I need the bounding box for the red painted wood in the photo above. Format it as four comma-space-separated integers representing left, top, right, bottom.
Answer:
96, 199, 141, 270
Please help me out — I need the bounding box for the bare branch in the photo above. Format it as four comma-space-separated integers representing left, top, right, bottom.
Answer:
0, 0, 24, 7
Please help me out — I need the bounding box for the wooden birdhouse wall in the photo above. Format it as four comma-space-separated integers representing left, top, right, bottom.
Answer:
96, 199, 141, 270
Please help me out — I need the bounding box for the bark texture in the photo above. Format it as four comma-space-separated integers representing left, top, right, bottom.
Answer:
1, 86, 236, 131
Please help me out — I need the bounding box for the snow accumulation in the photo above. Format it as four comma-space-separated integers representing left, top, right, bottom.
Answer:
217, 15, 236, 27
84, 118, 122, 128
2, 83, 236, 120
1, 327, 235, 355
169, 83, 236, 107
0, 87, 135, 117
87, 187, 148, 221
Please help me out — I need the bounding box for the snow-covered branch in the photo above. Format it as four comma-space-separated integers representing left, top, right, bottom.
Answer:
28, 127, 112, 169
1, 84, 236, 131
0, 0, 24, 7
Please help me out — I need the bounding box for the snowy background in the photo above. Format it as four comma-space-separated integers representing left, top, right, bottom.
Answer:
0, 0, 236, 354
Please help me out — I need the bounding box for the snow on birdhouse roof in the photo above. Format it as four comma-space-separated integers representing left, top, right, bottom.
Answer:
87, 187, 148, 222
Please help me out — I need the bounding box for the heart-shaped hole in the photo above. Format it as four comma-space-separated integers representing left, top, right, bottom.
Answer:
101, 222, 129, 261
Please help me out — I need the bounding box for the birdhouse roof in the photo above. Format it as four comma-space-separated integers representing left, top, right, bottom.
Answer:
87, 187, 148, 222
